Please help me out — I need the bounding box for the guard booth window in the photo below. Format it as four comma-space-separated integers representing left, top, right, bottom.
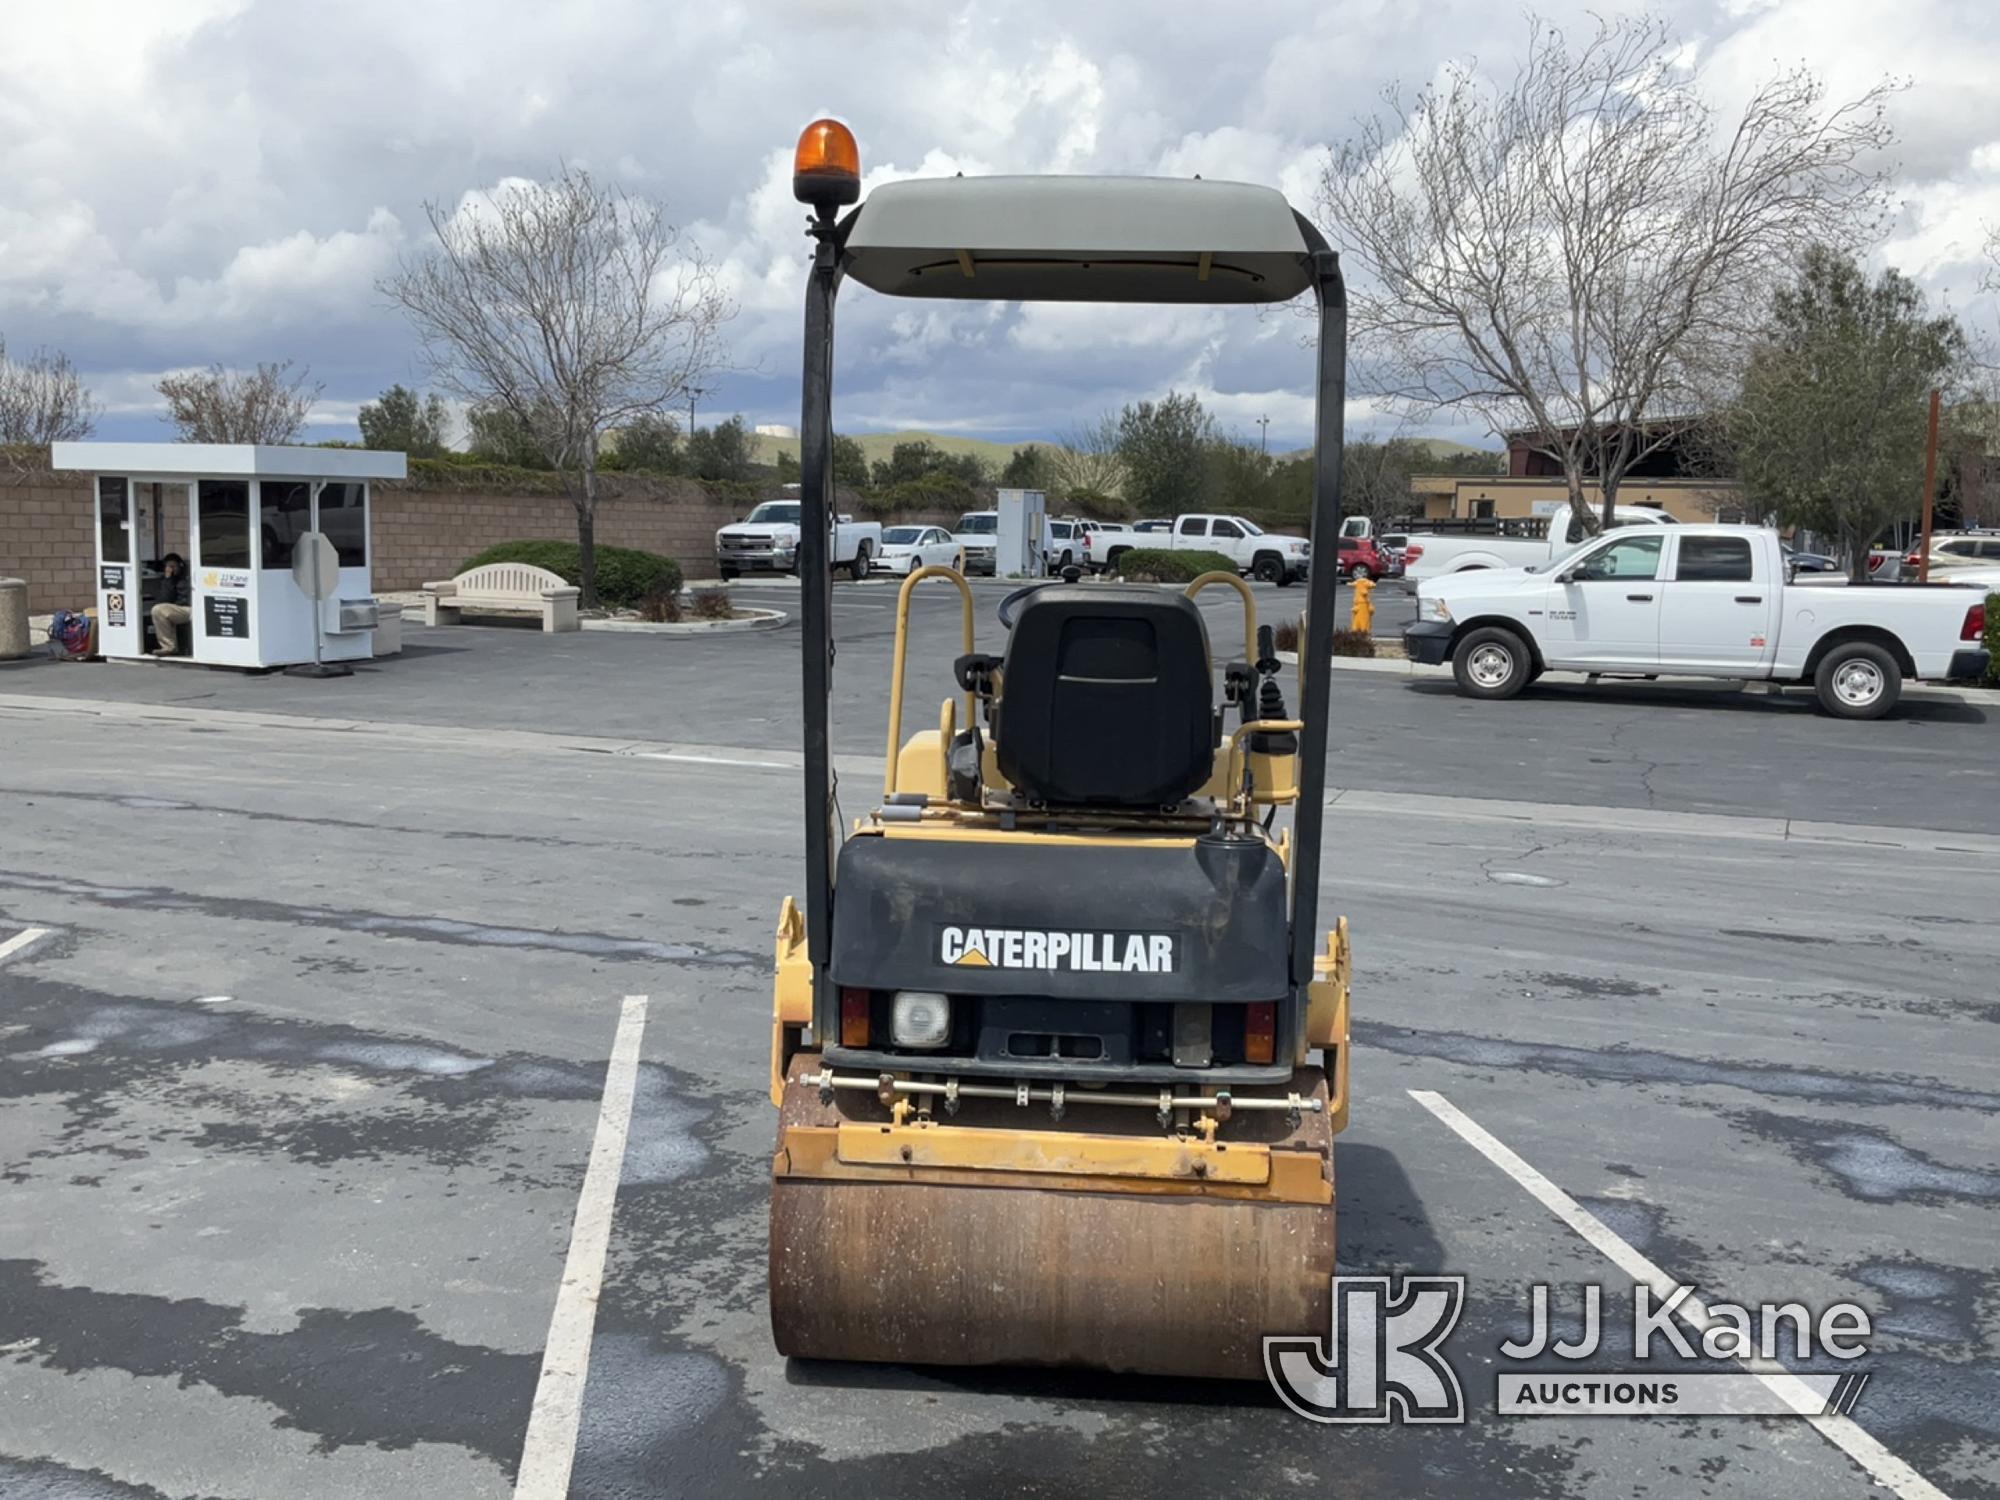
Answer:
1674, 535, 1753, 582
198, 480, 251, 569
97, 477, 128, 563
261, 481, 312, 570
318, 482, 368, 566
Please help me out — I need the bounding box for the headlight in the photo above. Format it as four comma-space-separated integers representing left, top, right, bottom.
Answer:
1428, 597, 1452, 622
1289, 540, 1307, 553
891, 990, 951, 1048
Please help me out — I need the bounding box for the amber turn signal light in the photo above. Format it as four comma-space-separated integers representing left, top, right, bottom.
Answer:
793, 118, 861, 210
840, 986, 872, 1048
1244, 1002, 1277, 1065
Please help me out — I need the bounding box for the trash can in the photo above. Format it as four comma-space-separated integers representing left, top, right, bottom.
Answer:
373, 601, 404, 657
0, 578, 28, 660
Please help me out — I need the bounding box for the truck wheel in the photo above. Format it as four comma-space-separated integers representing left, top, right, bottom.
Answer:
1452, 626, 1532, 700
1252, 554, 1284, 584
847, 544, 871, 582
1814, 642, 1901, 719
718, 565, 739, 581
1350, 564, 1372, 582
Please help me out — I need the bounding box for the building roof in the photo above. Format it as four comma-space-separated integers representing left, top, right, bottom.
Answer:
840, 176, 1325, 305
49, 442, 407, 481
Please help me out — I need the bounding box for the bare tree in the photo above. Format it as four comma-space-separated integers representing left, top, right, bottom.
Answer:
1048, 413, 1126, 503
156, 361, 322, 444
1316, 14, 1897, 533
0, 337, 99, 444
381, 166, 731, 606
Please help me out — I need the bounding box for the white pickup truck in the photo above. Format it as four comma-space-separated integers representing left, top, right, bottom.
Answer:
716, 500, 882, 580
1166, 513, 1312, 585
1404, 524, 1991, 718
1403, 504, 1676, 583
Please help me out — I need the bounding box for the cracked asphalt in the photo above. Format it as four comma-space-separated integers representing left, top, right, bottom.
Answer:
0, 586, 1995, 1498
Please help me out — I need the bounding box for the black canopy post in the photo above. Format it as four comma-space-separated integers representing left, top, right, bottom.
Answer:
1288, 247, 1347, 990
799, 215, 843, 1011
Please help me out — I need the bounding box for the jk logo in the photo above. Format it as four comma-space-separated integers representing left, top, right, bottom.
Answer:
1264, 1276, 1467, 1424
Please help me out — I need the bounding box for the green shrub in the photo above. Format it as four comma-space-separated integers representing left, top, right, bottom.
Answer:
1985, 591, 1998, 687
457, 540, 683, 609
1112, 547, 1239, 583
850, 472, 981, 519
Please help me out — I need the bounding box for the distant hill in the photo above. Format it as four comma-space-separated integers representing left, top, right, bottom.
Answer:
751, 427, 1501, 472
1273, 436, 1500, 463
750, 429, 1036, 470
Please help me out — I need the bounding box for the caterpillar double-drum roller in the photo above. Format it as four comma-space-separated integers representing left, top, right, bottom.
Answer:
768, 118, 1353, 1379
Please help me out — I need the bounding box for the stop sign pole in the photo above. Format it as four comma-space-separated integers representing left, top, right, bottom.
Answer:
286, 530, 351, 678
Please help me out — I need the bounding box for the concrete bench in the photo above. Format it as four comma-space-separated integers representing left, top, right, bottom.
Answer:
422, 563, 581, 633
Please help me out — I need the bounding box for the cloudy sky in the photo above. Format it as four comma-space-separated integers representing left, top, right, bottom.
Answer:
2, 0, 1996, 452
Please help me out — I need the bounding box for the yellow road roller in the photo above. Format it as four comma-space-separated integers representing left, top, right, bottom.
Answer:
768, 117, 1353, 1380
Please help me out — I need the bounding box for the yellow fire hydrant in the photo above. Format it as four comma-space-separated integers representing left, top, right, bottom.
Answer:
1349, 574, 1376, 633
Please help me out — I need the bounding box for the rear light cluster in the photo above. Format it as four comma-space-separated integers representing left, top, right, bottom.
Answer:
834, 991, 1281, 1066
1404, 543, 1424, 563
1965, 603, 1986, 643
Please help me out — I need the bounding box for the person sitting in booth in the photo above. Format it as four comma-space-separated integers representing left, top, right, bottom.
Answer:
150, 553, 191, 656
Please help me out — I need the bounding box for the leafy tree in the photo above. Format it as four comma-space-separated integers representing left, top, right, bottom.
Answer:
686, 414, 754, 482
1001, 444, 1054, 490
609, 411, 681, 471
869, 439, 986, 489
1731, 247, 1968, 579
832, 434, 869, 489
779, 434, 866, 488
357, 384, 448, 457
466, 402, 552, 468
1116, 392, 1218, 514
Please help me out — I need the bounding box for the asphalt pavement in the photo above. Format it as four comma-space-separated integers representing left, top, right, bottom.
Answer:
0, 594, 1996, 1499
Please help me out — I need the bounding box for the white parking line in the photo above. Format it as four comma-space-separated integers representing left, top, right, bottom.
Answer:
633, 751, 793, 770
514, 994, 649, 1500
1408, 1089, 1952, 1500
0, 927, 51, 965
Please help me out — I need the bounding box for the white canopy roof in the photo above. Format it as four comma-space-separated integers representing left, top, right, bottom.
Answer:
50, 442, 407, 481
840, 176, 1324, 304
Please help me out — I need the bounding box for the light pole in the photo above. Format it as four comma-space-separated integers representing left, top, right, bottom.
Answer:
1257, 414, 1270, 455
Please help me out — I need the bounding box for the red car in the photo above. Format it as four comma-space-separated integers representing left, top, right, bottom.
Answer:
1336, 535, 1392, 580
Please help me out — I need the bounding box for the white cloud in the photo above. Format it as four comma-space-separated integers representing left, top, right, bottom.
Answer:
0, 0, 1994, 445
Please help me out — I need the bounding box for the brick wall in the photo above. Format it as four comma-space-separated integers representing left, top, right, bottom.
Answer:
369, 477, 749, 591
1, 466, 955, 612
0, 478, 94, 611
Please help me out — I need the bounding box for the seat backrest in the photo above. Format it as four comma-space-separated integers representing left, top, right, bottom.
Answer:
456, 562, 569, 597
996, 585, 1214, 807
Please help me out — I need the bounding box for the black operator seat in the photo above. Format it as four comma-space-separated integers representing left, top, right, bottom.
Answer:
996, 585, 1215, 807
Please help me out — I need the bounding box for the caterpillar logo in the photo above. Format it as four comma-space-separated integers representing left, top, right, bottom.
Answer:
939, 926, 1175, 975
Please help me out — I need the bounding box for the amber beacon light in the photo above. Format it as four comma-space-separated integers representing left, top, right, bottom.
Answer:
793, 118, 861, 212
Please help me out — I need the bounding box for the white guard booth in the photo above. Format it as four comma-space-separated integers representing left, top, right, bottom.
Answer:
50, 443, 407, 669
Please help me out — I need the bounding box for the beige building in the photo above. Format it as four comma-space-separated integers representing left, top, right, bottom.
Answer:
1407, 473, 1748, 525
